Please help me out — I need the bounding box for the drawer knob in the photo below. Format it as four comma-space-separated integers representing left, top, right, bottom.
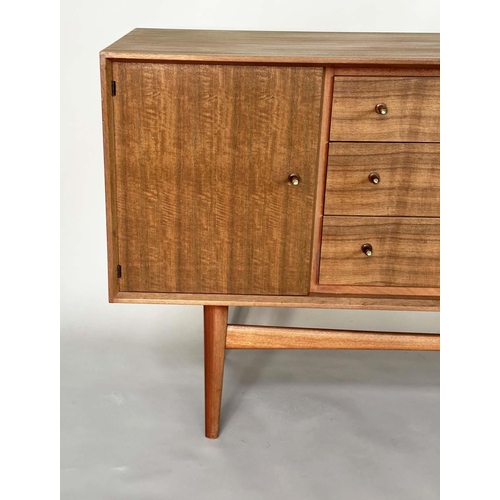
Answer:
288, 173, 300, 186
362, 243, 373, 257
375, 103, 388, 115
368, 172, 380, 184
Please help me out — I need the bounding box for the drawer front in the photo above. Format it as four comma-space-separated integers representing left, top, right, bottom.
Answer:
330, 77, 440, 142
319, 217, 440, 287
324, 143, 440, 217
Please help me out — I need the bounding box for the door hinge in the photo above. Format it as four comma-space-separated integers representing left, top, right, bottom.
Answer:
111, 80, 116, 96
117, 264, 122, 278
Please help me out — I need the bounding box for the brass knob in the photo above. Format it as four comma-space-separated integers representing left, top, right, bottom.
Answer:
369, 172, 380, 184
362, 243, 373, 257
375, 103, 388, 115
289, 173, 300, 186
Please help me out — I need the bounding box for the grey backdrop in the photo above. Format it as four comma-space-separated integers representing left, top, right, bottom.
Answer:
61, 1, 439, 498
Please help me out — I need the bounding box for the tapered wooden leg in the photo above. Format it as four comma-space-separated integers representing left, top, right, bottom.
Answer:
204, 305, 228, 439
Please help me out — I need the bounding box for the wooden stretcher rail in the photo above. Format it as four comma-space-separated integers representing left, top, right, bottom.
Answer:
226, 325, 440, 351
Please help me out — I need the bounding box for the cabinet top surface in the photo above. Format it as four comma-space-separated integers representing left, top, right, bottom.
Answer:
101, 29, 440, 66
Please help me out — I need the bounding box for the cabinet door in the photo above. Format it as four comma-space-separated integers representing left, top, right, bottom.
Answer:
112, 63, 323, 295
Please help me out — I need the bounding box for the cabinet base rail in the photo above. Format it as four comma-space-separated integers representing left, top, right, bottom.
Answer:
203, 305, 439, 438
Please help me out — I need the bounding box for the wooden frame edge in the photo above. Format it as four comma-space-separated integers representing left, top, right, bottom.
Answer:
100, 54, 119, 301
99, 51, 440, 67
310, 66, 335, 291
113, 292, 439, 311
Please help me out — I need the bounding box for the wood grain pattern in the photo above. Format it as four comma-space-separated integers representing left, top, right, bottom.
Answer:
324, 143, 440, 217
204, 306, 228, 439
113, 291, 440, 312
100, 54, 119, 301
113, 62, 322, 295
310, 67, 334, 291
319, 217, 440, 287
226, 325, 439, 350
330, 77, 440, 142
101, 29, 440, 66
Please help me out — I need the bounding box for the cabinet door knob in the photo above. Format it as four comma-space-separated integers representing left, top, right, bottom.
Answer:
375, 103, 388, 115
288, 173, 300, 186
368, 172, 380, 184
362, 243, 373, 257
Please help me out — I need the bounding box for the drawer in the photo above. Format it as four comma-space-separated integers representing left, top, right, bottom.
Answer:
319, 217, 439, 287
330, 77, 440, 142
324, 143, 440, 217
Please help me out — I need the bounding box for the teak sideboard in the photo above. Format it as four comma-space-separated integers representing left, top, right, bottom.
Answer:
100, 29, 440, 438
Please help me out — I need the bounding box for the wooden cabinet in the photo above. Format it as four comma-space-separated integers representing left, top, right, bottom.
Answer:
100, 29, 440, 438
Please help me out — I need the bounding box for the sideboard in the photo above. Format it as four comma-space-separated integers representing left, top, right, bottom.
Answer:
100, 29, 440, 438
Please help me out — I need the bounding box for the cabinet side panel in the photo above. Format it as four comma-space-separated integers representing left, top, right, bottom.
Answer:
100, 55, 119, 300
112, 63, 323, 295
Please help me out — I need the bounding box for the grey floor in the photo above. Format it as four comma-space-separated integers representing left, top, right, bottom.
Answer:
61, 307, 439, 500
